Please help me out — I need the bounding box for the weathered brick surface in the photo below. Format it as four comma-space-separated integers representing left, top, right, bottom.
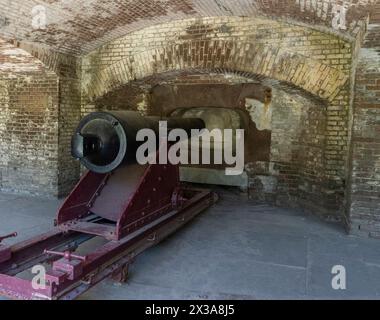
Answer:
57, 76, 81, 197
0, 75, 59, 196
269, 89, 331, 213
0, 40, 80, 196
0, 0, 371, 55
82, 16, 350, 102
348, 4, 380, 237
0, 39, 48, 74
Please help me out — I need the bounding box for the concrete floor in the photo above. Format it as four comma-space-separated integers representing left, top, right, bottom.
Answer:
0, 190, 380, 300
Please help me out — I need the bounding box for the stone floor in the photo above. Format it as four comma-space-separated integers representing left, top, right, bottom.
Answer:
0, 189, 380, 300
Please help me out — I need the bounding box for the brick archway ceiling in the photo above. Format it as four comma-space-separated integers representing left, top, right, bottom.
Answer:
0, 0, 372, 56
84, 40, 348, 102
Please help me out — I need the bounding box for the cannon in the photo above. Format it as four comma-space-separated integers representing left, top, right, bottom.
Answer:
0, 111, 217, 300
57, 111, 210, 240
71, 111, 205, 173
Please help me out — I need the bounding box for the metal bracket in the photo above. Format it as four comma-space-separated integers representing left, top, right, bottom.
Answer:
44, 249, 88, 282
44, 249, 87, 262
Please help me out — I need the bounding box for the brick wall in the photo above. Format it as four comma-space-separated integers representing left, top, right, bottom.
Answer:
0, 40, 81, 197
32, 44, 82, 196
268, 89, 329, 214
82, 16, 350, 101
0, 74, 59, 196
57, 76, 81, 197
348, 4, 380, 237
0, 0, 369, 55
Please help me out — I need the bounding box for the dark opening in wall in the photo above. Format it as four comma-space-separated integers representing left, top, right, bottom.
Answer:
89, 77, 344, 220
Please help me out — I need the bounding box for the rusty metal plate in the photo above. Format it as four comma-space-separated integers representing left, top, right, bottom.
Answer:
90, 164, 148, 222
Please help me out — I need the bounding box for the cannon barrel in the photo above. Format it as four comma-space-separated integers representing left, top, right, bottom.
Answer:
72, 111, 205, 173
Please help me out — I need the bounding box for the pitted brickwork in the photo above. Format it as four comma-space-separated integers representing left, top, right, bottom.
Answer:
348, 3, 380, 237
0, 39, 49, 75
57, 76, 81, 197
0, 41, 81, 196
82, 16, 352, 103
0, 0, 372, 55
0, 74, 59, 196
84, 40, 348, 102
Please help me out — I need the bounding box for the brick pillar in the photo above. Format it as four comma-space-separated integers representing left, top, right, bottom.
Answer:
348, 5, 380, 237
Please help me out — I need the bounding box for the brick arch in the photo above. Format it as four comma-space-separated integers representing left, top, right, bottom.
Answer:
0, 38, 81, 80
11, 41, 80, 79
85, 40, 348, 102
0, 38, 57, 76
